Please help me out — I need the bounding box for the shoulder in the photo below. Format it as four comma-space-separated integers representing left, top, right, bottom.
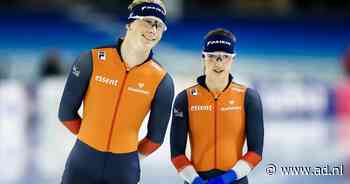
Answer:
161, 73, 174, 85
227, 81, 247, 95
245, 88, 262, 105
182, 84, 201, 97
174, 90, 188, 106
151, 58, 163, 67
74, 51, 93, 71
156, 73, 174, 93
90, 44, 118, 58
231, 81, 247, 89
148, 59, 167, 74
246, 88, 260, 97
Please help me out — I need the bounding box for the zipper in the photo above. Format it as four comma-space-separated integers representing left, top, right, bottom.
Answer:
214, 97, 218, 168
106, 70, 129, 151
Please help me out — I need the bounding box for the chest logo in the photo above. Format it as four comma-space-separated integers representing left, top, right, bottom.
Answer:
190, 105, 212, 111
220, 106, 242, 111
128, 82, 150, 95
95, 75, 118, 86
138, 83, 145, 88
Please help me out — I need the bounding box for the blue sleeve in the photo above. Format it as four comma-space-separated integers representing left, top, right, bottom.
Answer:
58, 52, 92, 122
146, 73, 175, 144
170, 90, 189, 158
245, 88, 264, 156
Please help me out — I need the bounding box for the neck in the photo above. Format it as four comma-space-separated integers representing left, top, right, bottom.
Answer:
121, 36, 151, 69
205, 73, 229, 92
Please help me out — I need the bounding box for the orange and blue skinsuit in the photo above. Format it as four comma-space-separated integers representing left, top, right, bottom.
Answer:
170, 75, 264, 184
58, 38, 174, 184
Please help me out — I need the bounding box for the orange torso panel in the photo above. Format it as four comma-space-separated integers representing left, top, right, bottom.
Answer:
186, 83, 247, 171
78, 47, 166, 153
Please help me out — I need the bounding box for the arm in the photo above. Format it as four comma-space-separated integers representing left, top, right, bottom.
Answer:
209, 88, 264, 184
58, 52, 92, 134
232, 88, 264, 178
170, 91, 205, 184
138, 73, 174, 159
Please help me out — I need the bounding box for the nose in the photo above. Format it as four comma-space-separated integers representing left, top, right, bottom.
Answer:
150, 25, 157, 33
216, 56, 223, 62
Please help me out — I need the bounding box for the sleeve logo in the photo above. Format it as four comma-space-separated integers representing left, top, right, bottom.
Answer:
72, 64, 80, 77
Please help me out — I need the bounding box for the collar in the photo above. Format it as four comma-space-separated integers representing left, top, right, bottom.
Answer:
197, 74, 233, 91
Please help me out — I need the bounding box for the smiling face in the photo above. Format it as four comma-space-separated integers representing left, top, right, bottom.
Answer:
203, 51, 235, 77
126, 16, 165, 49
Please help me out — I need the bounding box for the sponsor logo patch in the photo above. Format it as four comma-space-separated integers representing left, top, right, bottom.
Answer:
191, 88, 198, 96
220, 106, 242, 112
98, 51, 106, 61
128, 82, 149, 95
190, 105, 212, 111
95, 75, 118, 86
207, 40, 231, 46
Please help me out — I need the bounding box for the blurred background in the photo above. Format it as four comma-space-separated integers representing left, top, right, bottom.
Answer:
0, 0, 350, 183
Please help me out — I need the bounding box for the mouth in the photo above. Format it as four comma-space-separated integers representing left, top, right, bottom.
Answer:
213, 69, 224, 73
142, 34, 156, 42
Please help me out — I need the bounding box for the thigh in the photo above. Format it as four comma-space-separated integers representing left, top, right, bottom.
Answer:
61, 166, 96, 184
61, 140, 105, 184
104, 151, 140, 184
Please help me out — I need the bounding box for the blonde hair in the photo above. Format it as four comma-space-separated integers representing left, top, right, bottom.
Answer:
128, 0, 166, 12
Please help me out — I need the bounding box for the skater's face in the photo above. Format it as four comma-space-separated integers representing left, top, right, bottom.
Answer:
128, 16, 165, 49
202, 51, 235, 77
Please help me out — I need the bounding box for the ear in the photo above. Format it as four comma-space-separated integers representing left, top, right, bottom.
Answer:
202, 57, 207, 75
126, 24, 130, 31
203, 65, 206, 75
201, 54, 206, 63
231, 57, 236, 63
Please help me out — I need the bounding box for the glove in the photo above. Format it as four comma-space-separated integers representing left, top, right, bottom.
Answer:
192, 176, 206, 184
207, 170, 237, 184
